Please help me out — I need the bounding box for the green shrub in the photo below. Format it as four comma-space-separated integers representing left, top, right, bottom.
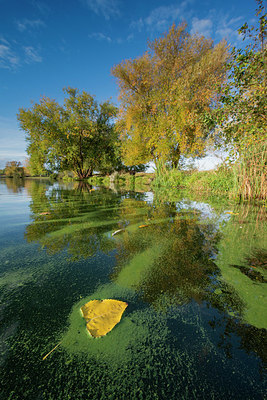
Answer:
88, 175, 110, 186
58, 170, 75, 181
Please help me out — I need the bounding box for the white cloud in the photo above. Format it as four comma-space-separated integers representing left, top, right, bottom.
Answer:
214, 16, 243, 44
216, 27, 234, 39
228, 16, 244, 26
88, 32, 112, 42
145, 4, 184, 28
82, 0, 120, 20
16, 19, 45, 32
189, 11, 245, 45
0, 39, 43, 69
0, 37, 9, 45
190, 17, 213, 38
202, 11, 244, 44
130, 18, 144, 32
126, 34, 134, 42
23, 46, 42, 63
0, 40, 20, 69
130, 4, 245, 48
88, 32, 130, 44
131, 1, 193, 33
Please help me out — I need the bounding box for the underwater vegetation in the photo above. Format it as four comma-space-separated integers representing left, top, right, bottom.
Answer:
0, 179, 266, 399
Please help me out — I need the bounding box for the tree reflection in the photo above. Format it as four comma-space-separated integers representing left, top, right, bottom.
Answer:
4, 177, 25, 193
25, 182, 124, 259
208, 313, 267, 370
24, 181, 242, 318
21, 179, 267, 368
112, 205, 226, 310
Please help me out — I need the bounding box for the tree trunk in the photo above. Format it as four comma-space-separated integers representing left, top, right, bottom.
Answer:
170, 146, 180, 169
84, 168, 93, 178
75, 168, 93, 179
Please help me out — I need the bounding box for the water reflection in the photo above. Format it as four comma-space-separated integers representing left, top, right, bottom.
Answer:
25, 183, 122, 258
24, 180, 245, 319
24, 180, 267, 336
0, 178, 266, 399
112, 212, 222, 309
209, 313, 267, 363
4, 177, 25, 193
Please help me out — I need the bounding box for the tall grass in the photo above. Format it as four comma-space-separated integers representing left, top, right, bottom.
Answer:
152, 147, 266, 201
152, 160, 184, 188
184, 167, 234, 195
153, 159, 234, 196
232, 140, 267, 201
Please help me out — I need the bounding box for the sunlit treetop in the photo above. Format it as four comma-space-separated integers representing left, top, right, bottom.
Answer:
112, 23, 229, 168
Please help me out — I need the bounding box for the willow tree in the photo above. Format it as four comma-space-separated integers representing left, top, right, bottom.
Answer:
112, 23, 229, 169
18, 87, 118, 179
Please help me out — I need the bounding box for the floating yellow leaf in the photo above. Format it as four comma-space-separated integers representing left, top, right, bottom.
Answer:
80, 299, 128, 338
139, 224, 149, 228
225, 211, 239, 215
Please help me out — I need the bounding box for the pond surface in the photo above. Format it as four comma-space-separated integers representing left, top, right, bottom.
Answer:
0, 178, 266, 400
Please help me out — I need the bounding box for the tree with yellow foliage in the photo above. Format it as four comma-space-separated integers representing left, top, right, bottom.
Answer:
112, 23, 229, 169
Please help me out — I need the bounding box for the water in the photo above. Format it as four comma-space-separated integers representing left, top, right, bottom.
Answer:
0, 178, 266, 399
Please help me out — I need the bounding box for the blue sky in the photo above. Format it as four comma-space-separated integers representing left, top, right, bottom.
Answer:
0, 0, 256, 169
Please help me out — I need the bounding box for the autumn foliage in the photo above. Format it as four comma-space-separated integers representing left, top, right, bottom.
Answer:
112, 23, 229, 169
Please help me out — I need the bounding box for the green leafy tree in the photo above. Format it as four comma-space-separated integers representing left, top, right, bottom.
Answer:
18, 88, 119, 179
218, 1, 266, 147
217, 1, 266, 199
112, 23, 229, 170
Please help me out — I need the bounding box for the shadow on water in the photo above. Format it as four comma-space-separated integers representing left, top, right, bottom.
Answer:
0, 178, 266, 399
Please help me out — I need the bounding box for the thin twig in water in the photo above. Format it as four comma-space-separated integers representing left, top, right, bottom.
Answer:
42, 342, 62, 361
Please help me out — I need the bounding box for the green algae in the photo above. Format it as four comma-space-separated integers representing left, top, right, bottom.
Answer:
216, 204, 267, 329
1, 178, 266, 400
115, 243, 164, 288
61, 284, 150, 365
